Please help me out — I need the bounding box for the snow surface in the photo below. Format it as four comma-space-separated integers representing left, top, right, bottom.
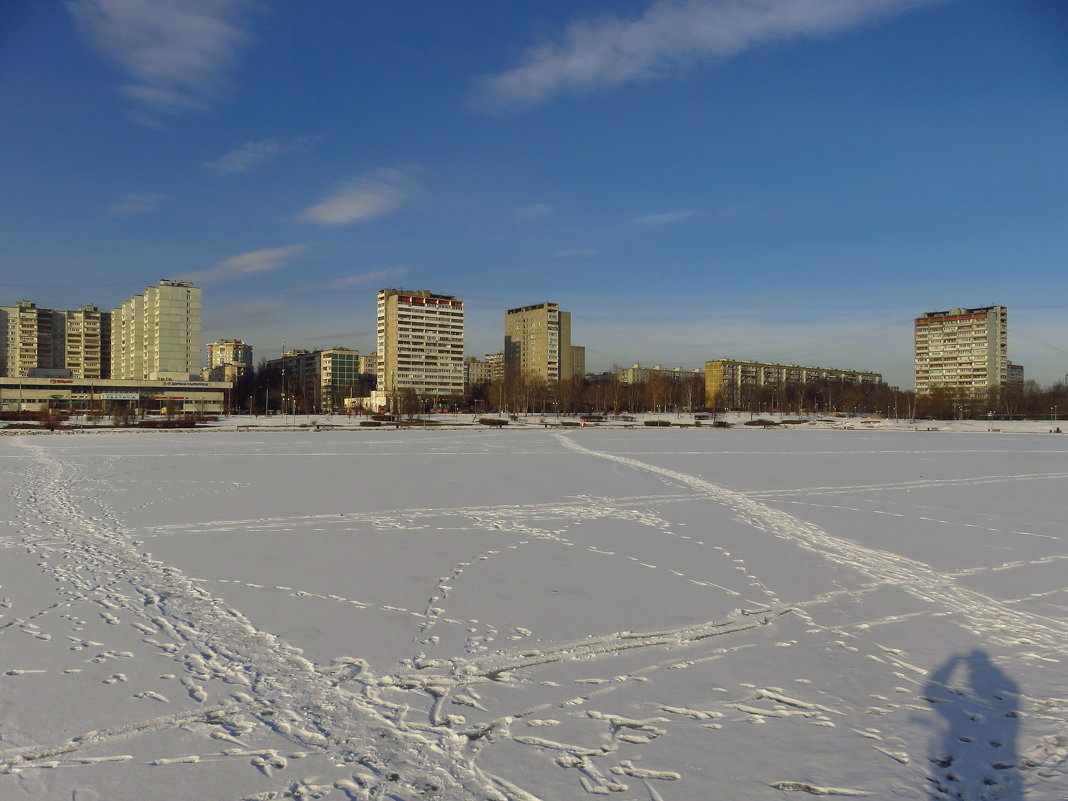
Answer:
1, 424, 1066, 800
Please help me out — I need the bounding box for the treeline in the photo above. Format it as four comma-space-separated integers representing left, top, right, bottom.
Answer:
471, 371, 705, 415
230, 361, 1067, 420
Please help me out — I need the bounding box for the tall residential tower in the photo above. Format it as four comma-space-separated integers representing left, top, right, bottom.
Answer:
914, 306, 1008, 395
376, 289, 465, 397
112, 280, 201, 380
504, 302, 577, 383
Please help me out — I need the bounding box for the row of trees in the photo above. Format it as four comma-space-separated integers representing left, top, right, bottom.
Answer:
230, 360, 1067, 420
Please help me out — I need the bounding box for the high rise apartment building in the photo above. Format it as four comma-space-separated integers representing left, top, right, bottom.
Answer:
63, 305, 111, 379
504, 302, 578, 383
1, 301, 63, 377
376, 289, 464, 396
207, 339, 253, 371
914, 306, 1008, 395
706, 359, 882, 408
571, 345, 585, 378
0, 301, 110, 379
112, 280, 201, 380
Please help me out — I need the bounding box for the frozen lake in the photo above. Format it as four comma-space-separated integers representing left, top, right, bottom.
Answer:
1, 428, 1066, 800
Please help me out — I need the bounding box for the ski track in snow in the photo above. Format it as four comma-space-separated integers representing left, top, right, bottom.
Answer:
1, 432, 1065, 800
553, 435, 1068, 658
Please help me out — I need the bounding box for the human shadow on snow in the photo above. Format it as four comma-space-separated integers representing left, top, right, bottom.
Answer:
924, 650, 1023, 800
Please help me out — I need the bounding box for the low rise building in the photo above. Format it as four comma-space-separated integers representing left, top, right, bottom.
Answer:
0, 375, 227, 415
706, 359, 882, 408
617, 364, 702, 386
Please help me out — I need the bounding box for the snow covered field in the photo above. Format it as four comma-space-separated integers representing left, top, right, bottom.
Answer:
1, 426, 1066, 800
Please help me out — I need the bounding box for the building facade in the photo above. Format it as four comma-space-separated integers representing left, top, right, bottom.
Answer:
63, 305, 111, 379
485, 352, 505, 383
1, 301, 111, 379
618, 364, 702, 386
914, 306, 1008, 395
464, 356, 493, 389
706, 359, 883, 408
207, 339, 253, 371
504, 302, 578, 383
376, 289, 465, 397
112, 280, 201, 380
0, 375, 227, 415
266, 347, 364, 413
571, 346, 586, 379
1, 301, 64, 377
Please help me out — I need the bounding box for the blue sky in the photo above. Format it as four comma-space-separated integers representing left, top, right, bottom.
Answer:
2, 0, 1066, 388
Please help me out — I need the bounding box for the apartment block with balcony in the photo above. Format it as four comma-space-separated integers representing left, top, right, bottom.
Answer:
1, 301, 111, 379
376, 289, 465, 397
914, 306, 1008, 395
63, 305, 111, 379
1, 301, 63, 377
706, 359, 882, 408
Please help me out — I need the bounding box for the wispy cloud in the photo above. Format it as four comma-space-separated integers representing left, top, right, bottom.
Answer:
68, 0, 257, 121
284, 266, 411, 294
328, 266, 409, 290
517, 203, 554, 220
204, 135, 320, 175
473, 0, 936, 111
294, 169, 413, 226
109, 192, 168, 217
179, 244, 310, 285
632, 209, 694, 226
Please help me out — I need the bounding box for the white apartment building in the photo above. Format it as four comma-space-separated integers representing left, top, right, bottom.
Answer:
376, 289, 464, 397
504, 302, 577, 383
112, 280, 201, 380
914, 306, 1008, 395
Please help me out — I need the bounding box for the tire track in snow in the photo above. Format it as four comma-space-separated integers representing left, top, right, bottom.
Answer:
555, 434, 1068, 657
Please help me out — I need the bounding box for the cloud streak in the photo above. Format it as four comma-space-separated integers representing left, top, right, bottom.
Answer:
632, 209, 694, 225
204, 135, 320, 175
109, 192, 168, 217
68, 0, 256, 120
179, 244, 310, 285
517, 203, 554, 219
294, 169, 412, 226
328, 266, 410, 290
474, 0, 936, 111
